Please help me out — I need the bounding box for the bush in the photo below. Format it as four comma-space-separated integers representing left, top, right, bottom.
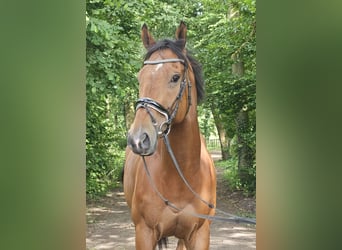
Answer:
86, 90, 126, 198
216, 158, 255, 197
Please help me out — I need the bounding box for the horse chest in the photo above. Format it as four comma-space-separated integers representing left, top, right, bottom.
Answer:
147, 205, 201, 239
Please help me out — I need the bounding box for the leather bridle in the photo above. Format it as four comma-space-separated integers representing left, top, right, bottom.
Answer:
135, 58, 192, 136
135, 57, 256, 225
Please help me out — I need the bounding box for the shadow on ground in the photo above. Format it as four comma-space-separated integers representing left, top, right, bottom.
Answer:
86, 152, 256, 249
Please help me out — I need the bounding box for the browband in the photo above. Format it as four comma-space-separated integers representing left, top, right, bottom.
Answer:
144, 58, 185, 65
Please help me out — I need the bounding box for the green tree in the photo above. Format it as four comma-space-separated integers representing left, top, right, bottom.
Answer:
86, 0, 199, 196
191, 0, 256, 193
86, 0, 256, 196
86, 0, 141, 196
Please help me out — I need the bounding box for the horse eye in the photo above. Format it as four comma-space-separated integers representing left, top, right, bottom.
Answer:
171, 74, 180, 83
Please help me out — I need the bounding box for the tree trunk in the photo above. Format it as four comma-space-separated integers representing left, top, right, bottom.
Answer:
217, 122, 230, 160
212, 111, 231, 160
232, 61, 244, 76
232, 57, 253, 186
236, 109, 253, 184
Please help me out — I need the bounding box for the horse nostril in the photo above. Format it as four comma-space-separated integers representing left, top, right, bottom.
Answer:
127, 131, 155, 155
139, 133, 150, 149
127, 133, 136, 150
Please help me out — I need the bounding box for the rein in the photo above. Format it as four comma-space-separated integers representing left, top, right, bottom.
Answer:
142, 134, 256, 225
137, 57, 256, 225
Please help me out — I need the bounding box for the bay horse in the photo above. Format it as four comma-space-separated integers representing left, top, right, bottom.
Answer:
124, 21, 216, 250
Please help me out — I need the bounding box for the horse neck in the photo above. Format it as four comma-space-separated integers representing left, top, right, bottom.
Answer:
159, 63, 201, 174
160, 108, 201, 174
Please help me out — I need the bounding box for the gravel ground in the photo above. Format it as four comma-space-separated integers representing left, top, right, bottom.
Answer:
86, 153, 256, 249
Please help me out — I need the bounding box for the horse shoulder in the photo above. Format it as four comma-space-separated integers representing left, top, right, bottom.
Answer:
200, 136, 217, 205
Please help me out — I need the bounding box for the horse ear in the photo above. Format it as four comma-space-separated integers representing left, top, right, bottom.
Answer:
141, 23, 156, 49
175, 21, 187, 49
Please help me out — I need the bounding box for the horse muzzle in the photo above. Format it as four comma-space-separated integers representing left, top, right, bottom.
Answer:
127, 130, 157, 156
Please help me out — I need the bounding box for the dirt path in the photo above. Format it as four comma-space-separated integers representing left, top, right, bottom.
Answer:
86, 153, 256, 249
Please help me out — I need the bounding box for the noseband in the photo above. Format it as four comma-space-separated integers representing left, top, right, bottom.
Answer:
136, 58, 192, 136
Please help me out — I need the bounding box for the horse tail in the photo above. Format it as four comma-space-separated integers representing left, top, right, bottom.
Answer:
157, 237, 168, 250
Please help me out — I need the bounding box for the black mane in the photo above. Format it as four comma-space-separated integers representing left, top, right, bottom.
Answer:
144, 39, 205, 104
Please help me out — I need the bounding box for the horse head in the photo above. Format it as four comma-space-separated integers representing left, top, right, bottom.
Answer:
127, 22, 192, 156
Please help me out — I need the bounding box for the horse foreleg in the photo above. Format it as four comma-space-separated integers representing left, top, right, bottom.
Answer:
135, 221, 157, 250
188, 220, 210, 250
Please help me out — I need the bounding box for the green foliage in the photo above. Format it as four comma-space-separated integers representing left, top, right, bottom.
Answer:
198, 105, 217, 140
86, 0, 141, 197
86, 0, 256, 196
86, 89, 126, 197
86, 0, 199, 196
193, 0, 256, 113
193, 0, 256, 193
216, 158, 256, 197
